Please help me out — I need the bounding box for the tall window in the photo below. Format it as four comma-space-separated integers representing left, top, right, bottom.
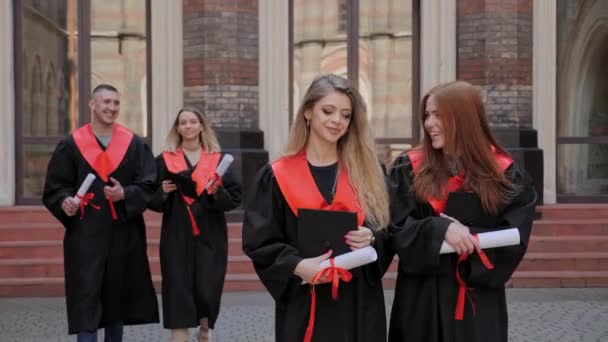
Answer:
290, 0, 420, 162
556, 0, 608, 201
13, 0, 151, 204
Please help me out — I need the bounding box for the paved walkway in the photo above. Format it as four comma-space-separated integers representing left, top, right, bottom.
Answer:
0, 288, 607, 341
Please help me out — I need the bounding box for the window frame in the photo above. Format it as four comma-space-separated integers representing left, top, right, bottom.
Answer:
288, 0, 421, 145
13, 0, 152, 204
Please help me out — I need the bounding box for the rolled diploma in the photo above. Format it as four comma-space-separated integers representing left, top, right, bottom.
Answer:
320, 246, 378, 269
205, 154, 234, 189
73, 173, 96, 204
302, 246, 378, 285
440, 228, 520, 254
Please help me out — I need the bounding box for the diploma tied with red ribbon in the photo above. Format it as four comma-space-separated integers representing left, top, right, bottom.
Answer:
440, 228, 520, 254
205, 153, 233, 190
73, 173, 101, 219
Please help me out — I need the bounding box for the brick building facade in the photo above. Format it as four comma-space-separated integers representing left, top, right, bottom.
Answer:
0, 0, 606, 205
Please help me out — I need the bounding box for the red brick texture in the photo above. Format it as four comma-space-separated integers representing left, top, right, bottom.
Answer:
457, 0, 533, 128
182, 0, 259, 129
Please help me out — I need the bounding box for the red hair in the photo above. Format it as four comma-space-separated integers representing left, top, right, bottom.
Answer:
412, 81, 514, 214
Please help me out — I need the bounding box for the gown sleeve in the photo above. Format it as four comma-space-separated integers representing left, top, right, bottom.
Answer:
242, 164, 303, 301
120, 137, 159, 220
464, 162, 537, 288
42, 138, 77, 228
147, 154, 170, 213
388, 154, 452, 275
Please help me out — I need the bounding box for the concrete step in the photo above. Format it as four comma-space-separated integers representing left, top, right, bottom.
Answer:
0, 237, 246, 259
0, 222, 243, 242
538, 204, 608, 220
0, 274, 265, 297
518, 252, 608, 271
527, 236, 608, 253
511, 271, 608, 288
531, 219, 608, 236
0, 255, 256, 279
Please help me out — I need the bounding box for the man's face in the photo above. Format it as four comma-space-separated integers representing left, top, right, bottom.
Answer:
89, 89, 120, 126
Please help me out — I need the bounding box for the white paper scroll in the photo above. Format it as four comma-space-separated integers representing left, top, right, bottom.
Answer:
302, 246, 378, 285
205, 154, 234, 189
73, 173, 96, 204
319, 246, 378, 269
439, 228, 520, 254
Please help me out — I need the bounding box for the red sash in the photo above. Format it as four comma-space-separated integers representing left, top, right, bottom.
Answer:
72, 123, 134, 219
406, 147, 513, 214
162, 149, 221, 236
271, 153, 365, 226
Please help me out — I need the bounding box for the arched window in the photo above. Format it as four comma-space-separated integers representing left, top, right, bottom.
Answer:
290, 0, 420, 163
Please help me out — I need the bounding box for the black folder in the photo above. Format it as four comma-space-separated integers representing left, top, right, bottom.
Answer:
296, 208, 357, 258
165, 171, 198, 198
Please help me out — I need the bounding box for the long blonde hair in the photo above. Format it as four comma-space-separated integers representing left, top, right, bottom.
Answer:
285, 74, 389, 229
164, 107, 221, 153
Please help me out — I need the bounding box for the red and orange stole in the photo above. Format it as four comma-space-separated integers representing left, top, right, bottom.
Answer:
162, 149, 220, 236
72, 123, 134, 219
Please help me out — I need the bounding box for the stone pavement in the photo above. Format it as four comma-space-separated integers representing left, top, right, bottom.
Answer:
0, 288, 607, 342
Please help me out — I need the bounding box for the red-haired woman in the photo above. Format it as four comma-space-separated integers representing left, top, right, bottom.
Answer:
387, 81, 537, 342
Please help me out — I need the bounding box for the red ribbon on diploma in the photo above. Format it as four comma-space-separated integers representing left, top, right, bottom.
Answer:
181, 195, 201, 236
76, 193, 100, 219
304, 258, 353, 342
454, 235, 495, 320
207, 172, 222, 194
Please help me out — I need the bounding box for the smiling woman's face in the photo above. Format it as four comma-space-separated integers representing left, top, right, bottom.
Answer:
423, 95, 445, 150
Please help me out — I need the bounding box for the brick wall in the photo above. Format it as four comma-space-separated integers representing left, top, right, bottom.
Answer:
182, 0, 258, 129
458, 0, 533, 128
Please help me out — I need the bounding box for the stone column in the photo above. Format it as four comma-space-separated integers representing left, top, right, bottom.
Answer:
458, 0, 543, 202
0, 0, 16, 206
182, 0, 267, 209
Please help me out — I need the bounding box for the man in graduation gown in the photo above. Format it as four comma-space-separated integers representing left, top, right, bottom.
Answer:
43, 84, 159, 341
387, 151, 537, 342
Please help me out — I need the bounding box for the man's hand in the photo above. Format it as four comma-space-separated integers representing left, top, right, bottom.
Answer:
61, 197, 79, 216
104, 177, 125, 202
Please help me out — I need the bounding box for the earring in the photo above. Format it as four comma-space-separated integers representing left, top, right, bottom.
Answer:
306, 118, 310, 127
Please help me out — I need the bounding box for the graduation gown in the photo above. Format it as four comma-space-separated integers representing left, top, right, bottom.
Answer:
387, 153, 537, 342
242, 158, 388, 342
42, 124, 159, 334
148, 151, 241, 329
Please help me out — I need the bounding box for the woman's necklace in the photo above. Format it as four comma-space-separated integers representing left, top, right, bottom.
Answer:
331, 165, 339, 198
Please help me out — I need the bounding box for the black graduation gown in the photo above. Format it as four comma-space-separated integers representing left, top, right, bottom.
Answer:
242, 164, 388, 342
42, 134, 159, 334
148, 152, 242, 329
387, 154, 537, 342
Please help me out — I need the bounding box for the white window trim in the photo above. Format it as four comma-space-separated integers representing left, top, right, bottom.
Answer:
0, 0, 15, 206
533, 0, 557, 203
151, 0, 184, 154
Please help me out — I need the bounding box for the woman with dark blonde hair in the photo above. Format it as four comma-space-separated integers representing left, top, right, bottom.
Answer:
149, 107, 241, 342
388, 81, 536, 342
243, 74, 391, 342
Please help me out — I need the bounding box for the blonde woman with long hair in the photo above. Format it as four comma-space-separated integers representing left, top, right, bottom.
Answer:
149, 107, 242, 342
243, 74, 391, 342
